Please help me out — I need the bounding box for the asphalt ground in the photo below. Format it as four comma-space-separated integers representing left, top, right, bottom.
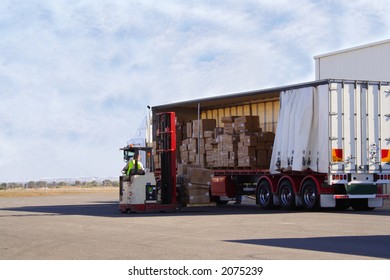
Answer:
0, 189, 389, 260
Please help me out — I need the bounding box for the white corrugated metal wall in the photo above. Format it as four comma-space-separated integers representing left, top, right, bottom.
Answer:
314, 39, 390, 81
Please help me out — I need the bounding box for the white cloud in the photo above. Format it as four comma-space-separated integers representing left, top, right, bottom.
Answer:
1, 0, 390, 182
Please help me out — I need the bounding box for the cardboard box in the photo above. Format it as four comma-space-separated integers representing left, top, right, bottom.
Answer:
204, 131, 214, 138
186, 122, 192, 138
238, 155, 257, 167
188, 188, 210, 197
195, 154, 207, 166
265, 141, 273, 150
256, 149, 269, 167
258, 132, 275, 142
205, 143, 214, 151
187, 167, 214, 185
234, 116, 260, 134
221, 116, 237, 123
177, 163, 189, 175
240, 135, 258, 146
224, 143, 238, 151
238, 146, 256, 156
188, 152, 196, 162
234, 116, 260, 124
192, 119, 217, 133
221, 134, 239, 144
188, 139, 197, 153
223, 123, 235, 135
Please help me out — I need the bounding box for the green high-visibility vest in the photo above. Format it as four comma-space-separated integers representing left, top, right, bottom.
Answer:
127, 159, 141, 176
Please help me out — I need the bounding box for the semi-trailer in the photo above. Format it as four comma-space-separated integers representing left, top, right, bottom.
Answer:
148, 79, 389, 211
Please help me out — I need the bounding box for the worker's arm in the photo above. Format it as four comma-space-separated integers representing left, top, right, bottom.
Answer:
138, 162, 145, 175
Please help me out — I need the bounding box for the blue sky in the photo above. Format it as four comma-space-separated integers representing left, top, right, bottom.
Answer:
1, 0, 390, 182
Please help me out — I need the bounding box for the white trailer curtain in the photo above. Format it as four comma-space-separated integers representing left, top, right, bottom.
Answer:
270, 85, 328, 174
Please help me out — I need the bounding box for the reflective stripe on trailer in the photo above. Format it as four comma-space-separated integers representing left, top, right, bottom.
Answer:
334, 194, 390, 199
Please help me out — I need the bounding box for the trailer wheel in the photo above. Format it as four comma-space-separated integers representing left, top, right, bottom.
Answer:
257, 181, 273, 209
301, 180, 319, 211
279, 180, 296, 210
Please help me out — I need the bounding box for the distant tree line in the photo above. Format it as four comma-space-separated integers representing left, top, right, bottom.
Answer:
0, 180, 119, 190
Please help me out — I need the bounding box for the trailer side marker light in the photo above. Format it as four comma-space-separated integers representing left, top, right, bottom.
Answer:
381, 149, 390, 163
332, 174, 347, 180
332, 149, 343, 162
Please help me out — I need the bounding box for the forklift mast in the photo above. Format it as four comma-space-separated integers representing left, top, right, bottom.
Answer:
156, 112, 177, 205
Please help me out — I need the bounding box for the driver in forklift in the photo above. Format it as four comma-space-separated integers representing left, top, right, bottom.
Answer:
123, 154, 145, 176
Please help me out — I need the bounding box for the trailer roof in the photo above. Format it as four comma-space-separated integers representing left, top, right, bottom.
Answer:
152, 80, 329, 111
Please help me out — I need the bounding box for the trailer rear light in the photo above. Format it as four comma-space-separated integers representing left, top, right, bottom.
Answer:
332, 174, 347, 180
378, 174, 389, 180
332, 148, 343, 162
381, 149, 390, 163
334, 195, 349, 199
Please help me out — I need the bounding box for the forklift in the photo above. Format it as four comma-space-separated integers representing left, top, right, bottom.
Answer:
119, 112, 179, 213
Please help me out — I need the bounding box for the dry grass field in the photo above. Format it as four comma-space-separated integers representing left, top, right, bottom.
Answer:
0, 186, 118, 198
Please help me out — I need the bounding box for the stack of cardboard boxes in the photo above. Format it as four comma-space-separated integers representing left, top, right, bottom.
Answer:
155, 116, 275, 206
177, 116, 275, 169
215, 133, 239, 167
179, 164, 215, 205
234, 116, 261, 167
256, 131, 275, 168
179, 119, 217, 166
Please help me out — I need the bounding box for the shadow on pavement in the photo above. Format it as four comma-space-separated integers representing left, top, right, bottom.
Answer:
0, 202, 274, 218
1, 200, 389, 218
226, 235, 390, 259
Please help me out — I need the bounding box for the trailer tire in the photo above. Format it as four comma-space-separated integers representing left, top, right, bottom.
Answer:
278, 180, 296, 210
301, 180, 319, 211
257, 181, 274, 209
